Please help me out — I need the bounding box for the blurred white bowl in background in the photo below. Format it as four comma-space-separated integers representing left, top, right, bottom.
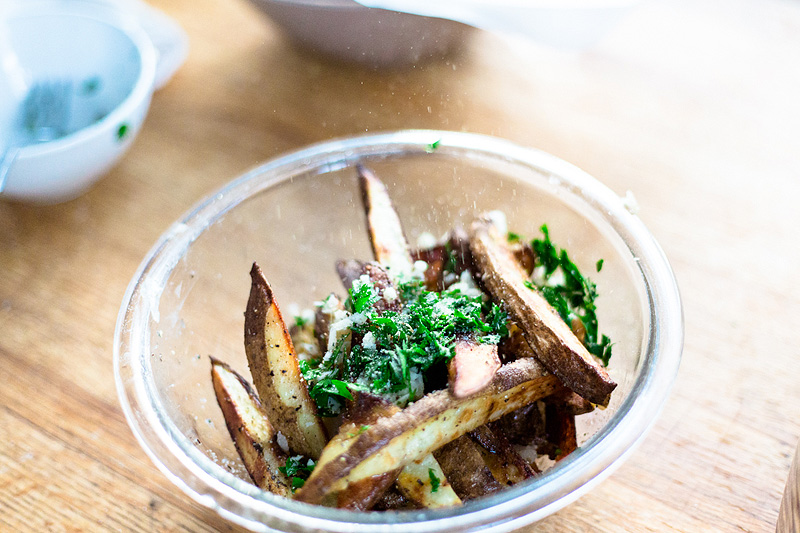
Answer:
247, 0, 471, 68
0, 0, 186, 204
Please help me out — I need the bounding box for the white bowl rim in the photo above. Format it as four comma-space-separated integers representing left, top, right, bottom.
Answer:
2, 1, 158, 157
114, 129, 683, 532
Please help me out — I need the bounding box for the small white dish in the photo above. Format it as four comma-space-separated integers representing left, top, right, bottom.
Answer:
0, 0, 186, 203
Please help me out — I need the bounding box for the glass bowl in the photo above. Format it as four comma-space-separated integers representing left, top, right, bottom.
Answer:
114, 130, 682, 532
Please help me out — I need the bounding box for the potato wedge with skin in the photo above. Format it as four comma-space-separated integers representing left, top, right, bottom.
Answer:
541, 402, 578, 461
469, 216, 616, 406
373, 486, 419, 511
544, 388, 595, 416
357, 164, 414, 277
295, 357, 563, 505
334, 393, 402, 510
335, 260, 402, 314
448, 336, 502, 399
395, 453, 461, 508
433, 435, 503, 501
210, 358, 290, 497
411, 244, 448, 292
314, 392, 460, 509
346, 395, 461, 509
245, 263, 328, 459
470, 424, 537, 484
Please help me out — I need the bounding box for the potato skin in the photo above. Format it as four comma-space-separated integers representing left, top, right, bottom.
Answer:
296, 357, 563, 505
244, 262, 328, 459
469, 216, 616, 406
433, 435, 503, 500
448, 336, 501, 399
210, 358, 290, 497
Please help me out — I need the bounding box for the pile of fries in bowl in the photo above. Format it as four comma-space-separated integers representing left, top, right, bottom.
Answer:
115, 131, 682, 532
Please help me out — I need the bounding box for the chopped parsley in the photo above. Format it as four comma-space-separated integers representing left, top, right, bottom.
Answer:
424, 139, 441, 153
428, 468, 441, 492
279, 456, 316, 492
346, 425, 371, 438
528, 225, 613, 366
116, 123, 129, 141
300, 277, 508, 415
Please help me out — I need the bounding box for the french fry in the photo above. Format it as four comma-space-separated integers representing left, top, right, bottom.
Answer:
357, 164, 414, 277
544, 388, 595, 416
493, 402, 546, 447
395, 453, 461, 508
333, 393, 402, 510
313, 392, 461, 509
295, 357, 563, 505
448, 336, 502, 399
470, 424, 537, 484
210, 358, 290, 497
290, 315, 321, 361
469, 216, 617, 406
245, 262, 328, 459
540, 402, 578, 461
335, 260, 402, 314
373, 486, 419, 511
433, 435, 503, 500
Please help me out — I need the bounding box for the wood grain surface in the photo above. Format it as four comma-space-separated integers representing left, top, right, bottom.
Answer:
778, 439, 800, 532
2, 0, 799, 531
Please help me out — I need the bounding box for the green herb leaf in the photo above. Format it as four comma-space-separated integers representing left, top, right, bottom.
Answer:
424, 139, 441, 153
428, 468, 441, 493
279, 456, 316, 493
529, 226, 613, 366
301, 272, 509, 412
116, 123, 129, 141
331, 379, 354, 400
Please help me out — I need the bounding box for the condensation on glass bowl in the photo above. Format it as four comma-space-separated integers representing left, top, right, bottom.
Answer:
114, 130, 683, 533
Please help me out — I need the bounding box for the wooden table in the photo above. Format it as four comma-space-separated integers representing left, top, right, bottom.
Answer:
2, 0, 799, 530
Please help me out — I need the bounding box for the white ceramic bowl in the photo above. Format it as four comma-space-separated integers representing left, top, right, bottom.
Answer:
247, 0, 470, 68
0, 1, 158, 203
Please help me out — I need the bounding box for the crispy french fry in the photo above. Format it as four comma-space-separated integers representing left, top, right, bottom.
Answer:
448, 336, 501, 399
373, 486, 419, 511
335, 260, 402, 314
357, 164, 414, 277
541, 402, 578, 461
245, 262, 328, 459
290, 316, 321, 361
395, 453, 461, 508
312, 392, 460, 509
470, 424, 537, 484
544, 388, 595, 416
210, 358, 290, 497
469, 216, 617, 406
411, 244, 447, 292
433, 435, 503, 500
493, 402, 546, 447
334, 393, 402, 510
295, 357, 563, 505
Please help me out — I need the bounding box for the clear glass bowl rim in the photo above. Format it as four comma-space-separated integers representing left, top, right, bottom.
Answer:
114, 129, 683, 533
